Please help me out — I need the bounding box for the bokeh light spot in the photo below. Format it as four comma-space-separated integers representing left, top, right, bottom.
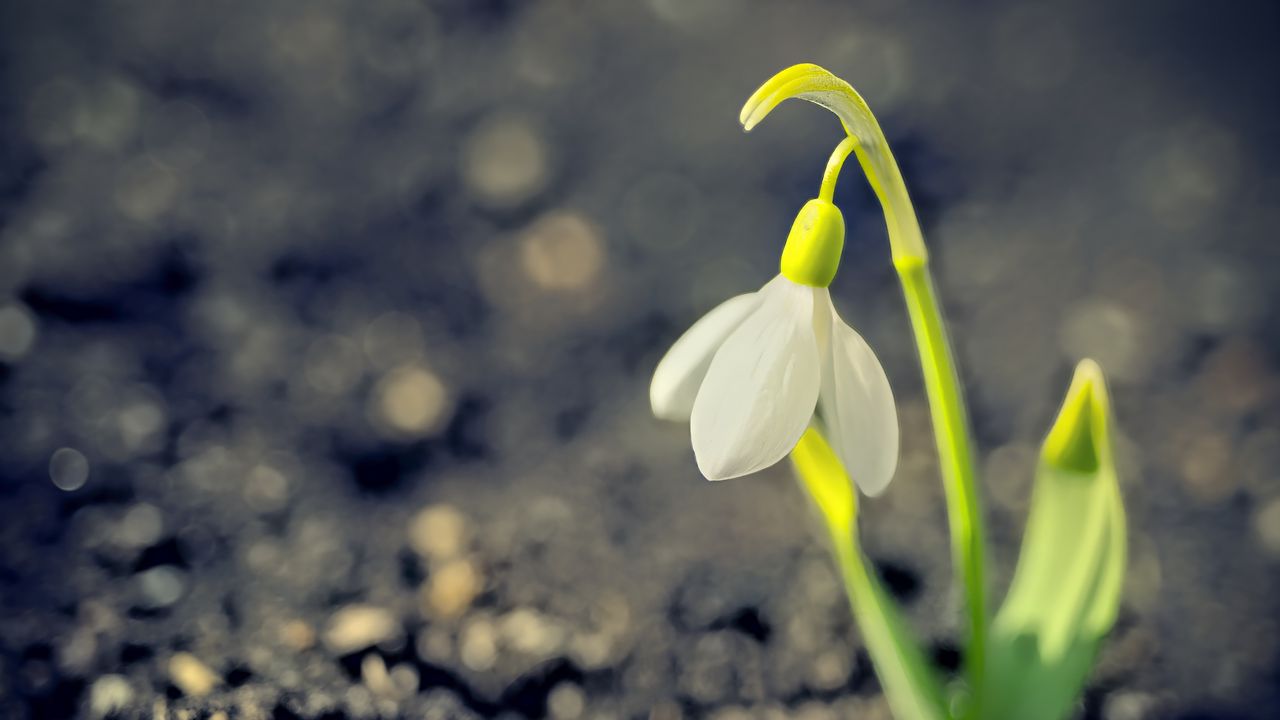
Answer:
462, 114, 549, 209
50, 447, 90, 492
372, 364, 450, 438
114, 158, 179, 223
0, 303, 38, 361
520, 212, 604, 291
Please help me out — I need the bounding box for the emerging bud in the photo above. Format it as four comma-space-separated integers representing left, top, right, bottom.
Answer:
1042, 359, 1111, 473
780, 199, 845, 287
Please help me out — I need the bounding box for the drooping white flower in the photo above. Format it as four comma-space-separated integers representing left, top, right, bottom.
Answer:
650, 199, 899, 494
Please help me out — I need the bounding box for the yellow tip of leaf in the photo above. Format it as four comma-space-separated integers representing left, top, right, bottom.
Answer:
739, 63, 832, 131
790, 427, 857, 533
1042, 359, 1111, 474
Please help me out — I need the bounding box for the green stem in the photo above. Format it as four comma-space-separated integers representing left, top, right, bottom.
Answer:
841, 131, 987, 707
830, 528, 951, 720
819, 137, 859, 203
895, 254, 987, 709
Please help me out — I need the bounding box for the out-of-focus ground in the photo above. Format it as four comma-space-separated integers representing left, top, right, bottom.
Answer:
1, 1, 1278, 718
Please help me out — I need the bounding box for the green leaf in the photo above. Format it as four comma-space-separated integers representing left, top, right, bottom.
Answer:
792, 429, 951, 720
983, 360, 1127, 720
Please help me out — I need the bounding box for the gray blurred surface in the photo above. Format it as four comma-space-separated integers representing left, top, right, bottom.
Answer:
1, 0, 1278, 718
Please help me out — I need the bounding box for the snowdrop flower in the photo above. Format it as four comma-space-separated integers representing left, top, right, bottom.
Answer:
650, 155, 899, 494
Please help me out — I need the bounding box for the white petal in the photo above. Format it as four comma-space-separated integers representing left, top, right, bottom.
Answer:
818, 292, 899, 496
650, 293, 760, 421
691, 276, 821, 480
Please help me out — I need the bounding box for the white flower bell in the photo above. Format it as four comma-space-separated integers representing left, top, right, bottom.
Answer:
651, 194, 899, 495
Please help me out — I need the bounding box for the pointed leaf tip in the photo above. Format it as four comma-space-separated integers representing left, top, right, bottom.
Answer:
790, 427, 857, 533
1042, 359, 1110, 474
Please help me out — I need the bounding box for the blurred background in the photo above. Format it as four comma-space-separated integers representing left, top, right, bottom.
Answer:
1, 0, 1278, 718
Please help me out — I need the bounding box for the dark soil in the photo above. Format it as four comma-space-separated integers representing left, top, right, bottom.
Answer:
2, 1, 1279, 718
